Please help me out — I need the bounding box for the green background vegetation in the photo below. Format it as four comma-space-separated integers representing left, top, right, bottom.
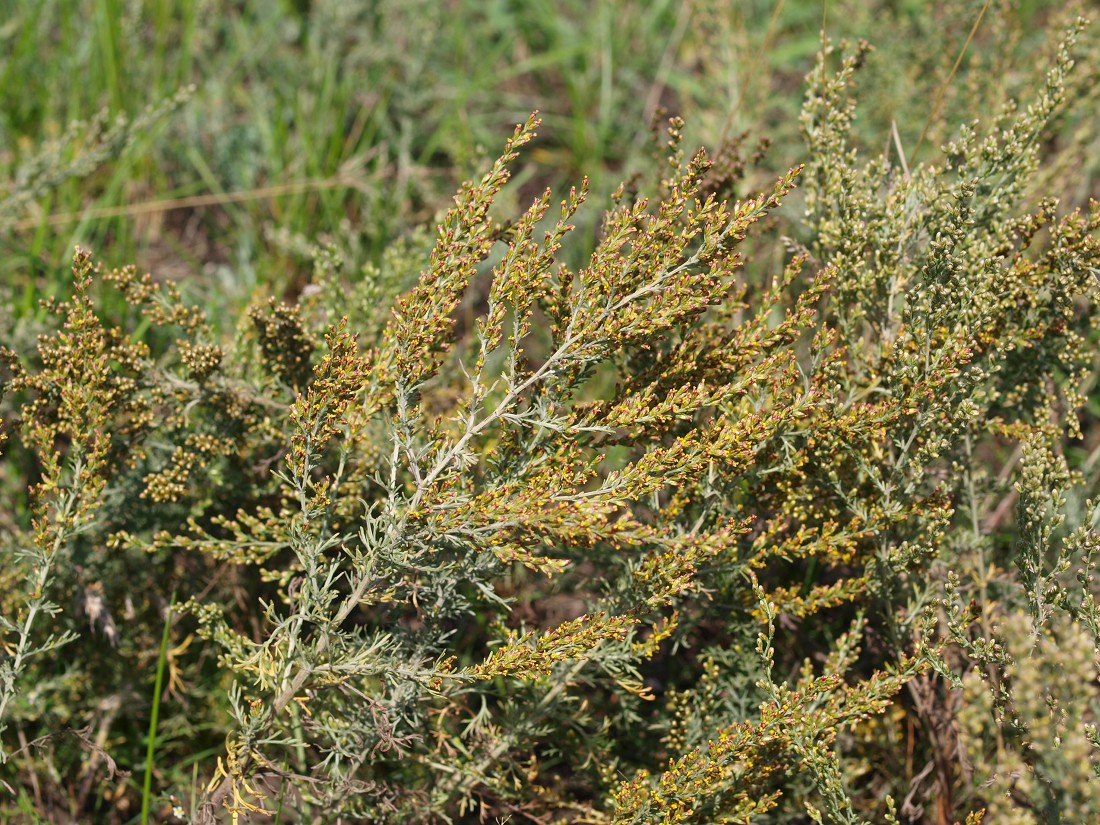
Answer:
4, 0, 1093, 310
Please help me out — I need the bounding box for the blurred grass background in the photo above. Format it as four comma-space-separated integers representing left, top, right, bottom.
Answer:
2, 0, 1093, 321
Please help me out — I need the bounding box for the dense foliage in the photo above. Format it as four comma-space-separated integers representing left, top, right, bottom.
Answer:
3, 3, 1100, 823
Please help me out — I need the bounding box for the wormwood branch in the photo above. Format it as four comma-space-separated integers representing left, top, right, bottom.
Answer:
0, 249, 117, 756
197, 114, 805, 819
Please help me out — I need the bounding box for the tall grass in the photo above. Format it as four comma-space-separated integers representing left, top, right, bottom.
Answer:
6, 2, 1087, 320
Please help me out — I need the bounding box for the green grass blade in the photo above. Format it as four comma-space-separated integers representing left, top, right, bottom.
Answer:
140, 596, 175, 825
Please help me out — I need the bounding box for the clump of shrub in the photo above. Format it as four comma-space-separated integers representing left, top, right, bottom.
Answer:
3, 11, 1100, 825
